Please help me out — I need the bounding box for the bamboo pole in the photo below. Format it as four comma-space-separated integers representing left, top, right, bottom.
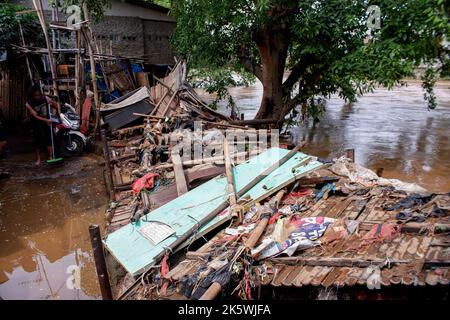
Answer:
89, 225, 113, 300
18, 20, 33, 81
74, 29, 81, 114
199, 189, 285, 300
101, 130, 115, 200
33, 0, 58, 96
82, 3, 100, 137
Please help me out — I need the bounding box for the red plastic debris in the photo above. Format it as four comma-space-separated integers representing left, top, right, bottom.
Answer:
132, 173, 159, 194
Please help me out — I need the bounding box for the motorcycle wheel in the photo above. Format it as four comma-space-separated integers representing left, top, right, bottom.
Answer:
62, 134, 84, 157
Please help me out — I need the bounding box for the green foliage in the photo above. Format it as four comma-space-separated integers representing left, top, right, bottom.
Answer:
153, 0, 171, 8
189, 67, 255, 109
171, 0, 449, 116
51, 0, 110, 22
0, 2, 43, 48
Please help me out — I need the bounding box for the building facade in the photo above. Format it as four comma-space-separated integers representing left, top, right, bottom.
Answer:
11, 0, 176, 65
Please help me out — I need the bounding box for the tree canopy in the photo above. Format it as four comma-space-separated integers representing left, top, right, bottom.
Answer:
0, 1, 43, 49
171, 0, 449, 124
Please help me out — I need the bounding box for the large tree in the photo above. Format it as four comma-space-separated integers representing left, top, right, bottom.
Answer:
171, 0, 449, 125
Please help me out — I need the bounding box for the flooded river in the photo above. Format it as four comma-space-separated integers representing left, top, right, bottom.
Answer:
200, 80, 450, 193
0, 137, 107, 299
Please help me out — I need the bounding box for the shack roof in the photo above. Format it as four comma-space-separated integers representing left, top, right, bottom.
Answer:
146, 161, 450, 299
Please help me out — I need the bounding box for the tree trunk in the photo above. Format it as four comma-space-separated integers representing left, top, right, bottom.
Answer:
254, 29, 289, 124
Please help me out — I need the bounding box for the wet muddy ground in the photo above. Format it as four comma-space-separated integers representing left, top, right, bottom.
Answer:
0, 131, 107, 299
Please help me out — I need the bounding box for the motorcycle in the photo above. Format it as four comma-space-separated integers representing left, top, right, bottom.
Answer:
51, 103, 89, 157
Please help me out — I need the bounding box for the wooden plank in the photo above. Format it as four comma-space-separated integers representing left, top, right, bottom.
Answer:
172, 151, 188, 196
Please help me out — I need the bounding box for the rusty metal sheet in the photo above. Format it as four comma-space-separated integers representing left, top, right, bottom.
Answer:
271, 265, 294, 287
321, 267, 342, 287
282, 266, 303, 287
310, 267, 331, 286
292, 266, 314, 287
333, 267, 352, 287
342, 197, 369, 220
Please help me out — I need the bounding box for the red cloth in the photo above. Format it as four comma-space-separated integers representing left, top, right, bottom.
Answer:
132, 173, 159, 194
283, 188, 313, 204
268, 211, 282, 225
363, 223, 401, 242
80, 96, 91, 135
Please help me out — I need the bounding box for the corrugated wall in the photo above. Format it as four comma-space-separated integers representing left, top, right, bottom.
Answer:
0, 60, 30, 125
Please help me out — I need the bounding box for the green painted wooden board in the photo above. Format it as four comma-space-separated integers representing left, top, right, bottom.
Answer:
103, 148, 323, 276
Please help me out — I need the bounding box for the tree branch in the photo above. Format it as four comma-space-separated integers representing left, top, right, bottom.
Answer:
237, 42, 263, 81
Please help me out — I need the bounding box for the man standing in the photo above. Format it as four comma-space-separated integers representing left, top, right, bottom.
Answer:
25, 87, 60, 165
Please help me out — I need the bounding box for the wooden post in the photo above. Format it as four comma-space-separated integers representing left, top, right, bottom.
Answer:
82, 3, 100, 137
345, 148, 355, 163
101, 130, 115, 200
89, 225, 113, 300
33, 0, 58, 96
223, 137, 238, 220
171, 148, 188, 196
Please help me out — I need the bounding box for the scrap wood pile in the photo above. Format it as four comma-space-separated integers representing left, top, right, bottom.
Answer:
102, 60, 274, 235
100, 60, 232, 131
119, 157, 450, 300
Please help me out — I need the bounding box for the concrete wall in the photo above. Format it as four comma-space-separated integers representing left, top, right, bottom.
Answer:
10, 0, 175, 64
93, 16, 175, 64
93, 16, 145, 59
143, 20, 175, 65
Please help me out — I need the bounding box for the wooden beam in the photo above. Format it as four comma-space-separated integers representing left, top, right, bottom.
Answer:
33, 0, 58, 96
82, 3, 100, 137
172, 150, 188, 196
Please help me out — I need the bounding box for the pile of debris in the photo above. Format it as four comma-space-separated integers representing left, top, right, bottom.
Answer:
103, 150, 450, 300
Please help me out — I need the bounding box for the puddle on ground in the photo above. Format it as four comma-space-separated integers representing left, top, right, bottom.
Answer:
198, 80, 450, 193
0, 153, 108, 299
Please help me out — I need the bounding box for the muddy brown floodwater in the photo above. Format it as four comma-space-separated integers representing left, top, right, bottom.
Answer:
0, 138, 108, 299
199, 80, 450, 193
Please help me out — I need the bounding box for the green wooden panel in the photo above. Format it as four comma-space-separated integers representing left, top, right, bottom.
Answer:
103, 148, 322, 276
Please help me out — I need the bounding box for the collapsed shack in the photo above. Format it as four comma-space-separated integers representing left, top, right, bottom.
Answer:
118, 159, 450, 300
95, 64, 450, 301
